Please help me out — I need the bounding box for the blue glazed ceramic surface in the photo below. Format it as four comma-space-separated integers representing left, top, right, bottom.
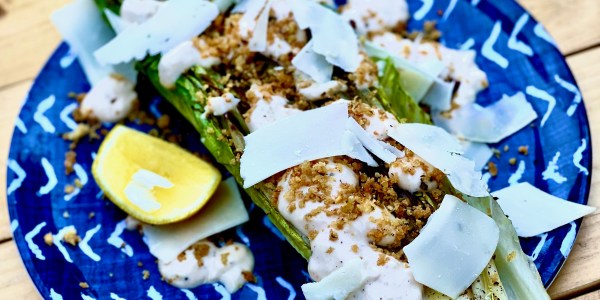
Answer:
6, 0, 592, 299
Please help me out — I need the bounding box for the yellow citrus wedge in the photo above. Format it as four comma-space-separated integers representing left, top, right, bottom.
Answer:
92, 125, 222, 225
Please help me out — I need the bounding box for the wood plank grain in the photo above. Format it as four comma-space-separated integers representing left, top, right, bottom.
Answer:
0, 81, 31, 241
0, 0, 70, 87
0, 240, 40, 299
519, 0, 600, 55
574, 290, 600, 300
547, 47, 600, 299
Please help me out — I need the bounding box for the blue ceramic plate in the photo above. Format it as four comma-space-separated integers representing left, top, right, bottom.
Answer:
6, 0, 592, 299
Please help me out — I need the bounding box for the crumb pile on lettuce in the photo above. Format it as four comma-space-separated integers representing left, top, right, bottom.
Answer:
54, 0, 598, 298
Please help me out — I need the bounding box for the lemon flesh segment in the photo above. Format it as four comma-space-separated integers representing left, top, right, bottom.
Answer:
92, 125, 222, 225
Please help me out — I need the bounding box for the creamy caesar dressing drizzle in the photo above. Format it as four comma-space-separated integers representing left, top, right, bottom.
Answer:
158, 40, 220, 88
204, 93, 241, 117
341, 0, 409, 35
277, 159, 423, 299
158, 239, 254, 293
80, 75, 137, 122
370, 32, 488, 106
246, 85, 302, 132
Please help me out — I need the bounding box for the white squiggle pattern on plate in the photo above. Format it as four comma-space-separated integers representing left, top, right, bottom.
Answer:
508, 160, 525, 186
542, 152, 567, 184
530, 233, 548, 261
236, 225, 251, 246
508, 13, 533, 56
460, 38, 475, 50
482, 21, 509, 68
526, 85, 556, 127
147, 286, 163, 300
107, 220, 133, 257
25, 222, 46, 260
79, 224, 102, 262
91, 152, 97, 160
39, 157, 58, 196
555, 74, 582, 117
276, 276, 296, 300
110, 293, 126, 300
560, 222, 577, 257
15, 117, 28, 134
534, 23, 557, 47
247, 284, 267, 300
10, 219, 19, 233
65, 163, 89, 201
471, 0, 481, 6
301, 270, 312, 282
413, 0, 433, 21
213, 283, 231, 300
60, 103, 79, 131
81, 294, 96, 300
442, 0, 458, 20
7, 159, 26, 196
54, 226, 76, 263
573, 139, 589, 176
34, 95, 56, 133
263, 216, 285, 240
181, 289, 198, 300
60, 50, 77, 68
50, 288, 64, 300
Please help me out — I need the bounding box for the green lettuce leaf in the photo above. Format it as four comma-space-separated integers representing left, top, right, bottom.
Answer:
375, 57, 432, 124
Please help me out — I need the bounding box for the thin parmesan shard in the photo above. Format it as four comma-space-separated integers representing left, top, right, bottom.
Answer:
292, 40, 334, 83
291, 0, 361, 72
95, 0, 219, 65
248, 0, 272, 52
52, 0, 137, 85
240, 101, 377, 188
301, 259, 373, 300
433, 92, 538, 143
346, 118, 397, 163
404, 195, 499, 299
492, 182, 596, 237
143, 178, 249, 262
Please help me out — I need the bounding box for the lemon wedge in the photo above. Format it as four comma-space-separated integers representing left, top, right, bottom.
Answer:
92, 125, 222, 225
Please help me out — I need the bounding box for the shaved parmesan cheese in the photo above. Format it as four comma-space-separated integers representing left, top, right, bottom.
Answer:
241, 101, 377, 187
404, 195, 499, 299
213, 0, 235, 12
291, 1, 361, 72
239, 0, 267, 38
388, 123, 489, 196
95, 0, 219, 65
461, 141, 493, 171
364, 42, 436, 102
52, 0, 137, 85
492, 183, 596, 237
248, 0, 272, 51
388, 123, 463, 173
421, 79, 455, 111
293, 40, 334, 83
433, 92, 538, 143
341, 130, 377, 167
104, 9, 132, 34
143, 178, 249, 262
346, 118, 397, 163
301, 259, 373, 300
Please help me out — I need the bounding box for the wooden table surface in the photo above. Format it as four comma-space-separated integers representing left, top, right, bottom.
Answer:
1, 0, 600, 299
